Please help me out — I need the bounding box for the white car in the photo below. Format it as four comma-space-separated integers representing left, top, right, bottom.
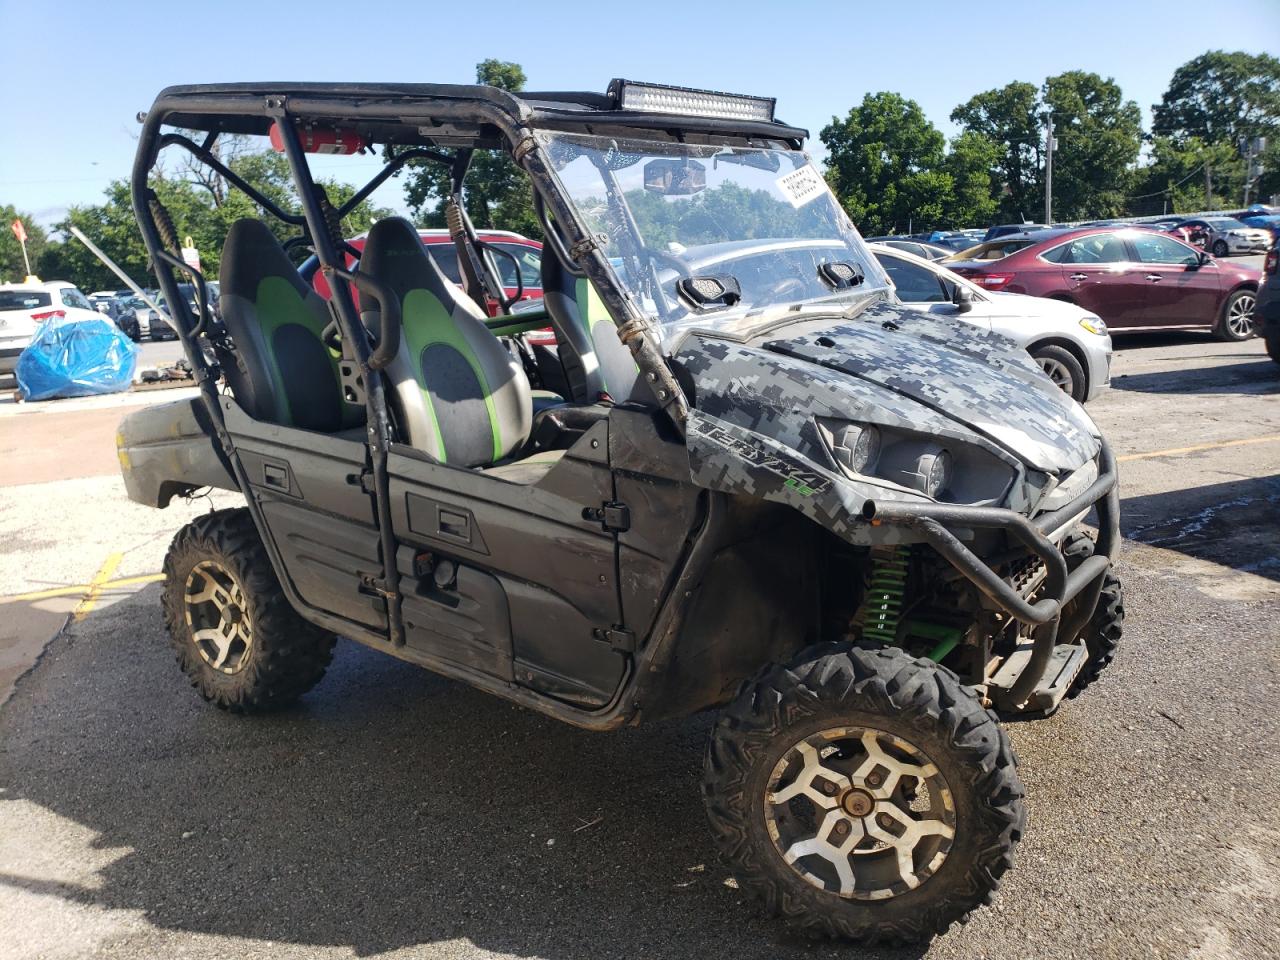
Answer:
869, 244, 1112, 403
0, 281, 102, 380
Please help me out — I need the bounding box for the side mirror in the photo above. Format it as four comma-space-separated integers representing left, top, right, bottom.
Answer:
1196, 251, 1212, 268
952, 284, 974, 314
644, 158, 707, 196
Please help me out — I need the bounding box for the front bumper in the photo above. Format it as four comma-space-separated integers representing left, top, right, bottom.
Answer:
862, 440, 1119, 707
0, 344, 25, 376
1225, 235, 1271, 253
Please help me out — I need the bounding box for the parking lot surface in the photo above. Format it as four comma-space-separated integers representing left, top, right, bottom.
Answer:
1, 332, 1277, 960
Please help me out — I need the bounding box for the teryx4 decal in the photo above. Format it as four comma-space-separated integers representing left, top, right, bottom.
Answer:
690, 419, 832, 497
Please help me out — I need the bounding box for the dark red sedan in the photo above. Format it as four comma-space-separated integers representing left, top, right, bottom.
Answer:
945, 228, 1261, 341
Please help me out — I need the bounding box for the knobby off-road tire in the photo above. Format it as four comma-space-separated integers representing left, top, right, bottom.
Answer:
162, 507, 335, 712
1062, 530, 1125, 697
703, 645, 1025, 944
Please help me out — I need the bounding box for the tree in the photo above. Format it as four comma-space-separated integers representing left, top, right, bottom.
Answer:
0, 206, 48, 282
1131, 137, 1243, 215
400, 59, 541, 239
821, 92, 954, 235
950, 82, 1042, 223
1042, 71, 1143, 220
1153, 51, 1280, 145
941, 132, 1000, 228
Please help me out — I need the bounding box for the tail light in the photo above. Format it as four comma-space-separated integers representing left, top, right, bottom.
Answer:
974, 273, 1015, 291
31, 310, 65, 322
1265, 249, 1278, 276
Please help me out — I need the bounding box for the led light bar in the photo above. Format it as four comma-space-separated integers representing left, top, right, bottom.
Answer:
608, 79, 776, 123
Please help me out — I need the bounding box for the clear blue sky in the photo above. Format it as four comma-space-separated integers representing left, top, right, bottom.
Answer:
2, 0, 1278, 227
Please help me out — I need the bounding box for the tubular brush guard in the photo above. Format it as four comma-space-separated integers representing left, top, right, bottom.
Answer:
861, 441, 1119, 708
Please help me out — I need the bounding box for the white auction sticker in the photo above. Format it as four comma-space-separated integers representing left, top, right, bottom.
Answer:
775, 164, 826, 208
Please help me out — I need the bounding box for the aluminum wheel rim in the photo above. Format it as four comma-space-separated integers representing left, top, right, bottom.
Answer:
184, 560, 253, 674
764, 726, 955, 901
1038, 356, 1074, 394
1227, 294, 1255, 338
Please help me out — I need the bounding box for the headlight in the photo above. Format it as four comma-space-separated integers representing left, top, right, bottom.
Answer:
827, 422, 881, 475
1079, 315, 1107, 336
892, 446, 952, 498
817, 419, 1012, 504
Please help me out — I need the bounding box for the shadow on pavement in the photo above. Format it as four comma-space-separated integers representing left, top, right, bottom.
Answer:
1110, 358, 1277, 395
0, 583, 928, 960
1121, 474, 1280, 582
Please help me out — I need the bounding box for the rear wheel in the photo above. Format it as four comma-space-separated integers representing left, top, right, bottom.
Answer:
162, 508, 336, 712
703, 645, 1024, 943
1030, 344, 1087, 403
1216, 289, 1256, 341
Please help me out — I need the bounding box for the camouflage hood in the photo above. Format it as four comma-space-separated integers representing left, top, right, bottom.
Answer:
673, 301, 1101, 541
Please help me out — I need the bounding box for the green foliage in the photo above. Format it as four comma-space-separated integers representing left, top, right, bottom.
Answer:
1152, 50, 1280, 145
950, 82, 1042, 222
949, 72, 1141, 223
0, 205, 48, 282
941, 131, 1000, 228
821, 93, 1000, 234
1132, 137, 1244, 214
401, 58, 542, 240
1042, 71, 1143, 220
620, 182, 825, 248
33, 146, 392, 292
821, 92, 955, 235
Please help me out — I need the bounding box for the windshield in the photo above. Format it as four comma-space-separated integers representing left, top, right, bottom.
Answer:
544, 133, 887, 342
1205, 218, 1247, 230
0, 290, 51, 311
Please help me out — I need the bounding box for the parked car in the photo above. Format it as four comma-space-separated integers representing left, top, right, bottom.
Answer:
308, 228, 543, 314
1241, 213, 1280, 232
945, 227, 1260, 340
0, 281, 103, 379
862, 237, 951, 260
1169, 217, 1271, 257
152, 283, 220, 340
870, 244, 1110, 403
1257, 239, 1280, 366
982, 222, 1048, 242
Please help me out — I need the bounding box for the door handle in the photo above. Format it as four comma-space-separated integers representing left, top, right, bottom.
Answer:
1145, 274, 1162, 282
1068, 273, 1088, 281
263, 463, 289, 489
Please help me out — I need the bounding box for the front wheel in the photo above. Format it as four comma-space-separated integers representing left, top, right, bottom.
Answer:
1217, 289, 1256, 341
703, 646, 1025, 943
1267, 335, 1280, 366
162, 508, 336, 712
1030, 344, 1087, 402
1212, 239, 1229, 257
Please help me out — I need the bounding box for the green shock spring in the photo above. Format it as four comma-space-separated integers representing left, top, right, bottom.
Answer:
861, 545, 910, 646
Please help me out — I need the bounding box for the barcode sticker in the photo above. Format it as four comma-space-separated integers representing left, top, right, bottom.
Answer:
775, 164, 826, 208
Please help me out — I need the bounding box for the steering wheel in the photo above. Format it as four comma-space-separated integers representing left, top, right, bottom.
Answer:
644, 247, 694, 318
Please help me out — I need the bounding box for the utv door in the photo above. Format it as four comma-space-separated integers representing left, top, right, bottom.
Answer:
384, 420, 627, 707
222, 399, 389, 635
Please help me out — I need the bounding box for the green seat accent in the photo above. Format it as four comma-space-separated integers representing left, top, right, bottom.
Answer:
574, 276, 640, 399
218, 217, 364, 434
401, 288, 504, 464
255, 276, 359, 429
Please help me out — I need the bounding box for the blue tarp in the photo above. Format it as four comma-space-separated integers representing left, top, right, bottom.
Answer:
15, 314, 138, 401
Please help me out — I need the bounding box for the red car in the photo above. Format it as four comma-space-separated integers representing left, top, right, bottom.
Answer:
946, 228, 1260, 340
309, 228, 543, 315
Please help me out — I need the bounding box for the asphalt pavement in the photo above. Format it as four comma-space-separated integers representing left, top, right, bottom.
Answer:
0, 326, 1277, 960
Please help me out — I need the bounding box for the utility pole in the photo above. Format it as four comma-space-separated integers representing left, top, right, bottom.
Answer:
1205, 164, 1213, 210
1043, 116, 1055, 225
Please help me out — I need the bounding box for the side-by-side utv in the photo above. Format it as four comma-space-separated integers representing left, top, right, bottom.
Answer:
119, 79, 1123, 943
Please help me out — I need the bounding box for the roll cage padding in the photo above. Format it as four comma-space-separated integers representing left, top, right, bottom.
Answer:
219, 218, 363, 432
539, 249, 642, 403
359, 217, 531, 466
